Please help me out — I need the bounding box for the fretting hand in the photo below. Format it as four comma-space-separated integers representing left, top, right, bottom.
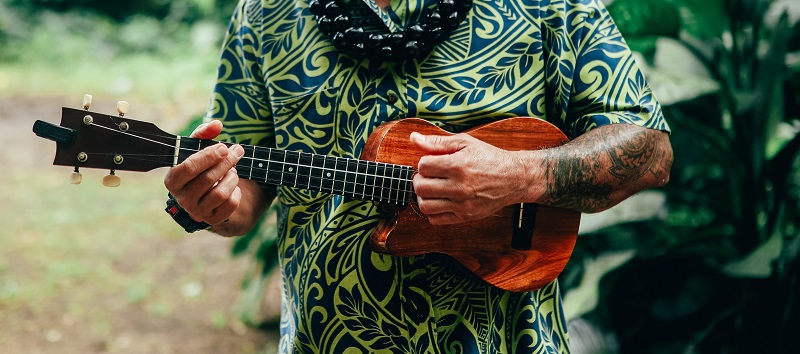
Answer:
163, 120, 245, 226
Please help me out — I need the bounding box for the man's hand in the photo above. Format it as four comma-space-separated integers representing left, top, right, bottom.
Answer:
410, 124, 673, 225
410, 132, 527, 225
163, 120, 245, 226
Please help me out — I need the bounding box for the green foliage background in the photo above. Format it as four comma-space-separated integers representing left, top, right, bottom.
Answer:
2, 0, 799, 353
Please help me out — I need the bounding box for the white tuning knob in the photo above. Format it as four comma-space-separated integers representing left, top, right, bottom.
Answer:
83, 94, 93, 110
103, 171, 121, 187
70, 171, 82, 185
117, 101, 129, 116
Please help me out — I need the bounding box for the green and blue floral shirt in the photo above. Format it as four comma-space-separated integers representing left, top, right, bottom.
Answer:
208, 0, 669, 352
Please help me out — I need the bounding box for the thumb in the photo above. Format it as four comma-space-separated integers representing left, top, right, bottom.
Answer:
190, 119, 223, 139
410, 132, 466, 155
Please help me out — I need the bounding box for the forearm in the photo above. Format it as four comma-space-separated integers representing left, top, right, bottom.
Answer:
521, 124, 673, 213
209, 180, 275, 236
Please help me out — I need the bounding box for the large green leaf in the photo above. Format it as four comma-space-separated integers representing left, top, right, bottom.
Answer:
607, 0, 681, 39
563, 250, 635, 321
675, 0, 729, 39
723, 230, 783, 277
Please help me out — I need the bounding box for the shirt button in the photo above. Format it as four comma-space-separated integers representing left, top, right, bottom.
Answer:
387, 94, 398, 104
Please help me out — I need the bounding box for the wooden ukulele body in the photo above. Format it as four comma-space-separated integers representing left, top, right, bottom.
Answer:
361, 118, 581, 292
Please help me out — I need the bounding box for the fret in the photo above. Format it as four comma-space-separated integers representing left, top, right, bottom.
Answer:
282, 151, 297, 188
248, 145, 256, 180
237, 145, 256, 180
345, 158, 359, 199
376, 162, 388, 202
364, 161, 377, 201
386, 163, 395, 204
250, 146, 269, 184
401, 167, 412, 204
332, 157, 346, 195
296, 152, 312, 189
308, 154, 325, 193
265, 148, 275, 185
357, 160, 368, 199
316, 155, 330, 193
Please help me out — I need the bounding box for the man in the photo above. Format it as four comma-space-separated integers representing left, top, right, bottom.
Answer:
164, 0, 673, 352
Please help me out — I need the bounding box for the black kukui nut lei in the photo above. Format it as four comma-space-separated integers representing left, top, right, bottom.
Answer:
309, 0, 473, 61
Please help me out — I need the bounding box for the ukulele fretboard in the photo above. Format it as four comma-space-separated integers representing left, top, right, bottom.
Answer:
175, 137, 414, 205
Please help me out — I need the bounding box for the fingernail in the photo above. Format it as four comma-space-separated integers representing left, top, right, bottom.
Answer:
216, 144, 229, 157
231, 144, 245, 158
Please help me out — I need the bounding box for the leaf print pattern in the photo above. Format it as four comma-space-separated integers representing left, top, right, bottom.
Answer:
206, 0, 669, 352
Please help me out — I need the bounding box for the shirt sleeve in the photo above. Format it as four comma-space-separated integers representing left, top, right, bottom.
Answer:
206, 0, 275, 147
549, 0, 670, 138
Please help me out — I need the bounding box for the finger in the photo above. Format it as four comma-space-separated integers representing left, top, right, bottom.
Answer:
179, 144, 244, 203
204, 186, 242, 225
190, 120, 224, 139
425, 212, 460, 226
413, 174, 467, 199
197, 167, 239, 212
415, 196, 455, 216
417, 154, 466, 178
164, 143, 230, 192
410, 132, 467, 155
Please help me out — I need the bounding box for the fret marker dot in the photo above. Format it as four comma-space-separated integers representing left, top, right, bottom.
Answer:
326, 173, 331, 177
289, 167, 294, 172
258, 163, 263, 168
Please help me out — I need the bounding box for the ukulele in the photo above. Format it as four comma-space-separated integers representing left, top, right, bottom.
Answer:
33, 96, 581, 292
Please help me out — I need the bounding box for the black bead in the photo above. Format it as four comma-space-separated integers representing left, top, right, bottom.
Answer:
353, 42, 366, 56
426, 11, 441, 25
407, 24, 424, 39
445, 11, 461, 30
324, 1, 342, 15
309, 0, 324, 16
439, 0, 455, 13
317, 15, 334, 33
344, 27, 365, 40
457, 0, 472, 11
380, 46, 394, 58
429, 26, 443, 41
334, 14, 350, 30
387, 33, 404, 45
366, 34, 384, 48
404, 41, 420, 57
332, 32, 348, 47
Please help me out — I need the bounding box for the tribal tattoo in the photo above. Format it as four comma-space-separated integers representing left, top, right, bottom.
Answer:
536, 124, 672, 213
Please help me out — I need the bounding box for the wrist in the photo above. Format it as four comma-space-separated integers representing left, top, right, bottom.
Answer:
165, 194, 211, 233
513, 149, 547, 205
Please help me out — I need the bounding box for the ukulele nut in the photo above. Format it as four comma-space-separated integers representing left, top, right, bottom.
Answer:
114, 155, 124, 165
77, 152, 88, 162
119, 122, 129, 131
83, 115, 93, 125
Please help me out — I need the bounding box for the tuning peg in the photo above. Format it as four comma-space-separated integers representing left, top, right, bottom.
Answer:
83, 94, 92, 110
117, 101, 129, 117
103, 171, 121, 187
70, 167, 82, 185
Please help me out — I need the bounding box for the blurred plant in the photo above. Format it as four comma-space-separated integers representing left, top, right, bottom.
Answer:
560, 0, 800, 353
6, 0, 233, 24
0, 0, 232, 63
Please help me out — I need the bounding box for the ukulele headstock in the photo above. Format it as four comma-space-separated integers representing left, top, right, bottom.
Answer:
33, 95, 177, 187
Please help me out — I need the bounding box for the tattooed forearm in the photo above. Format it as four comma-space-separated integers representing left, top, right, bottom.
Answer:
532, 124, 673, 213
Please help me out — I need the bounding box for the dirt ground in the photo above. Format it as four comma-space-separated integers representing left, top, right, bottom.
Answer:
0, 95, 280, 354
